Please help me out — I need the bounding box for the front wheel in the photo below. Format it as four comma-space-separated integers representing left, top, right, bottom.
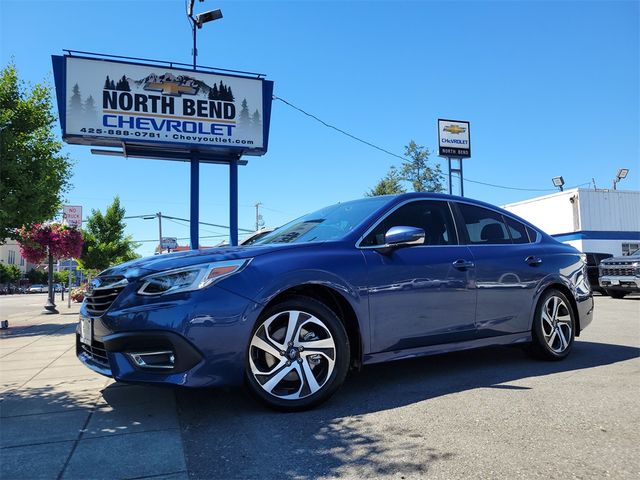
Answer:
529, 289, 575, 361
245, 296, 350, 411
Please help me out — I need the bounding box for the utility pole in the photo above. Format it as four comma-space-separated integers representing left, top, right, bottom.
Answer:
157, 212, 163, 252
254, 203, 262, 231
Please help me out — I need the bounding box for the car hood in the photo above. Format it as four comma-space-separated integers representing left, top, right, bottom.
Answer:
99, 243, 308, 280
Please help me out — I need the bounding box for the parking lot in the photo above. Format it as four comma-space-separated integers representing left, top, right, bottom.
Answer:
1, 294, 638, 479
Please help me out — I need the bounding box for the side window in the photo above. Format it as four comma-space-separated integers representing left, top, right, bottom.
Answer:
526, 226, 539, 243
504, 216, 530, 244
457, 203, 511, 245
361, 201, 457, 247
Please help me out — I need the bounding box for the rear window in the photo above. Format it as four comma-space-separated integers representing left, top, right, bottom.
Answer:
504, 216, 530, 244
457, 204, 511, 245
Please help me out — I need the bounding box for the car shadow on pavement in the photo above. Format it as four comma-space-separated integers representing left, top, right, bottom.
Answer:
0, 323, 76, 338
174, 340, 639, 480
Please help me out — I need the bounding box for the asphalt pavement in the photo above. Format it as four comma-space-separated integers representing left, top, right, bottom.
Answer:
1, 293, 638, 479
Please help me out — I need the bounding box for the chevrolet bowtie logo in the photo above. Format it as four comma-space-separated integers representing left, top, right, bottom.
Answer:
443, 125, 466, 134
144, 81, 198, 96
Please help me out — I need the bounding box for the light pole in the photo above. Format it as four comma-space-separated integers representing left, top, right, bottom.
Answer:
612, 168, 629, 190
42, 247, 58, 315
187, 1, 223, 70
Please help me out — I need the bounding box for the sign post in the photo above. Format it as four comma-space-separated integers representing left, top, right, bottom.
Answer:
438, 119, 471, 196
52, 53, 273, 250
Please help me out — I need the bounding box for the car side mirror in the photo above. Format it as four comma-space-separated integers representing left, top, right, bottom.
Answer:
384, 226, 425, 248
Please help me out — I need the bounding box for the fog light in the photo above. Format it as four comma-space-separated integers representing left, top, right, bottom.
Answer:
127, 351, 175, 370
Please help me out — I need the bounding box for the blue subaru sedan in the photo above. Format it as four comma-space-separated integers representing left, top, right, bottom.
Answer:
77, 193, 594, 410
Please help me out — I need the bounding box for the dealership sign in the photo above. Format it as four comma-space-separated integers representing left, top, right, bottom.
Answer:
52, 55, 274, 158
438, 119, 471, 158
63, 205, 82, 228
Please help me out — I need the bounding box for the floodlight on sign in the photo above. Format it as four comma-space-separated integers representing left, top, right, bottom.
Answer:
616, 168, 629, 180
552, 176, 565, 191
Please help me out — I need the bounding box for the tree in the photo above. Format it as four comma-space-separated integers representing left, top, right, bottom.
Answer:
53, 271, 69, 284
251, 109, 261, 130
26, 268, 48, 284
238, 99, 251, 129
0, 264, 21, 284
69, 83, 82, 117
84, 95, 97, 120
365, 166, 406, 196
77, 197, 140, 273
0, 63, 73, 241
400, 140, 445, 193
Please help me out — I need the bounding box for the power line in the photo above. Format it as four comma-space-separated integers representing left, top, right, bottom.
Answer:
273, 95, 590, 193
273, 95, 405, 162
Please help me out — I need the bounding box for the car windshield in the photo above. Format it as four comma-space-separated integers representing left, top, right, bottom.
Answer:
255, 197, 390, 244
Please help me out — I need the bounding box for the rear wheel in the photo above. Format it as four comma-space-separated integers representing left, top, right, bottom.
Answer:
530, 289, 575, 360
607, 290, 627, 299
245, 296, 350, 411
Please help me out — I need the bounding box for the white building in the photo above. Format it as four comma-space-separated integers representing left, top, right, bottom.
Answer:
0, 239, 28, 273
503, 188, 640, 256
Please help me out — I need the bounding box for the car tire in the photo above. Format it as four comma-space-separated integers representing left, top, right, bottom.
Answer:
607, 290, 627, 299
245, 295, 350, 411
529, 289, 576, 361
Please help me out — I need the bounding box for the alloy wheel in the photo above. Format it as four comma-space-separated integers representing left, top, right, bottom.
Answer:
249, 310, 336, 400
540, 295, 573, 354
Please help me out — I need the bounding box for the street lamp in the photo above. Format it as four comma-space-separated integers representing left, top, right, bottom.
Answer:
552, 176, 565, 192
187, 1, 223, 70
613, 168, 629, 190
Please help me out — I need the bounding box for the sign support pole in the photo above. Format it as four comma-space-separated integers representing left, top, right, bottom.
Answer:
190, 154, 199, 250
230, 157, 238, 246
459, 158, 464, 197
448, 157, 453, 195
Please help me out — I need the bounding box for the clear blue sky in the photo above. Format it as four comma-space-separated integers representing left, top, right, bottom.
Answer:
1, 0, 638, 256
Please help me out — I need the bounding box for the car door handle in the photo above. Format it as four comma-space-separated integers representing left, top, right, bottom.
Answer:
525, 256, 543, 266
452, 259, 475, 270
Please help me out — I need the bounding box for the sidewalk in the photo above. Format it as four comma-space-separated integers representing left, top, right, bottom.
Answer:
0, 296, 188, 480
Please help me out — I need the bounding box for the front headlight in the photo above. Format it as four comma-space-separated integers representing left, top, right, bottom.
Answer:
138, 259, 251, 296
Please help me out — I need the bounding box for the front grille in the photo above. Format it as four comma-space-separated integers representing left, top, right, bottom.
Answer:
602, 266, 635, 276
80, 339, 110, 368
84, 276, 127, 316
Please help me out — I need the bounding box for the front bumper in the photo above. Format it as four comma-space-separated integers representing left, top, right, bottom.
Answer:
76, 284, 262, 387
599, 276, 640, 292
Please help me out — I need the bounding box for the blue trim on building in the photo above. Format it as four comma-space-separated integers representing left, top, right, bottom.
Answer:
552, 230, 640, 241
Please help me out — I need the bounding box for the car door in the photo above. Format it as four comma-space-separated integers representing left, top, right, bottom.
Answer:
360, 200, 477, 353
453, 202, 547, 336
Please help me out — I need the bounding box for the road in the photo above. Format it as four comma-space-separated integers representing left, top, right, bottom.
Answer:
176, 295, 640, 479
1, 293, 638, 479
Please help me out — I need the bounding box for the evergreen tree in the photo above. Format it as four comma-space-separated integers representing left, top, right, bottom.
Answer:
69, 83, 83, 117
400, 140, 445, 193
110, 79, 115, 89
77, 196, 140, 273
208, 83, 219, 100
238, 99, 251, 129
251, 109, 261, 129
0, 63, 73, 240
83, 95, 97, 120
365, 166, 406, 196
227, 86, 234, 102
104, 75, 111, 89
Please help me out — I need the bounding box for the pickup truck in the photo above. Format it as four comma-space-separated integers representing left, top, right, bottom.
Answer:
599, 249, 640, 298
